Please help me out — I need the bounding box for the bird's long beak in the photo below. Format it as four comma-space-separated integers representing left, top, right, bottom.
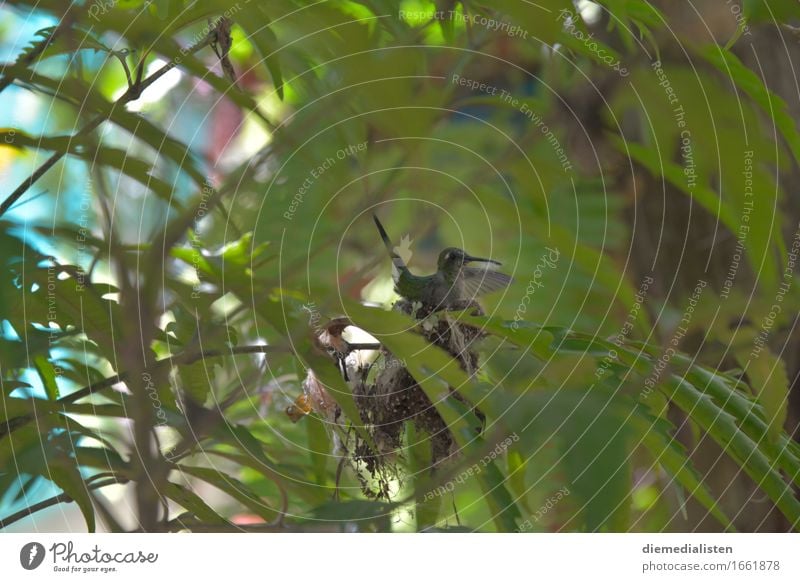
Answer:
465, 255, 501, 266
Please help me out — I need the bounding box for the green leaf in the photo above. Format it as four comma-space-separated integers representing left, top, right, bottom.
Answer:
462, 315, 554, 360
595, 0, 665, 52
58, 403, 128, 418
741, 350, 789, 444
346, 302, 521, 531
508, 388, 633, 532
13, 69, 207, 187
306, 414, 330, 486
638, 348, 800, 488
177, 465, 278, 522
0, 130, 177, 203
48, 464, 96, 533
613, 138, 739, 233
209, 449, 322, 506
701, 46, 800, 168
506, 448, 532, 514
154, 0, 182, 20
0, 426, 46, 480
0, 397, 54, 424
238, 4, 284, 98
14, 266, 123, 362
405, 422, 442, 531
0, 379, 32, 397
211, 423, 300, 506
164, 48, 273, 127
217, 232, 270, 266
73, 446, 131, 477
482, 0, 571, 45
304, 348, 377, 452
33, 355, 60, 400
664, 376, 800, 527
744, 0, 800, 22
164, 481, 228, 525
178, 361, 212, 404
312, 499, 397, 525
631, 410, 735, 530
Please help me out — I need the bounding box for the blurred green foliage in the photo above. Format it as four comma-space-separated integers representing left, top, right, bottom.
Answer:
0, 0, 799, 532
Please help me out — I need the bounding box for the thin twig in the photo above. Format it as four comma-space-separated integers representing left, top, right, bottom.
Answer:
0, 477, 124, 530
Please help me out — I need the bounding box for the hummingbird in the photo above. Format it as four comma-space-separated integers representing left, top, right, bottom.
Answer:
373, 214, 512, 311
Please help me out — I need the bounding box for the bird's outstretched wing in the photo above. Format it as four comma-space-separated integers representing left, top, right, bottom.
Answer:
461, 267, 513, 299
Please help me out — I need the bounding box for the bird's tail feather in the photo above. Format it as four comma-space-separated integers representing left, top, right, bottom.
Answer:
373, 213, 408, 275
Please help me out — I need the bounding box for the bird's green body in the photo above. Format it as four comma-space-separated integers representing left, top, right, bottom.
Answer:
373, 215, 512, 311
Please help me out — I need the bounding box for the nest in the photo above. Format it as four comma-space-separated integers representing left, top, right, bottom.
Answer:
348, 299, 486, 499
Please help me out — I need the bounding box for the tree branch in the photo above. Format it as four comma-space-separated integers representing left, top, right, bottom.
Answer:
0, 477, 124, 530
157, 517, 343, 533
0, 25, 218, 217
0, 343, 290, 438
